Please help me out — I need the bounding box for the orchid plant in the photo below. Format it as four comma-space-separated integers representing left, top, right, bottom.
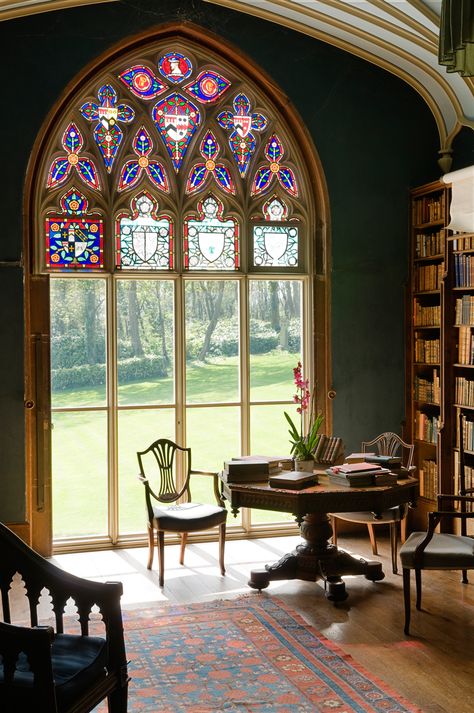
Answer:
284, 362, 323, 461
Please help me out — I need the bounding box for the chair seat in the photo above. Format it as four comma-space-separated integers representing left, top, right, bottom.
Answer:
152, 501, 226, 532
0, 634, 108, 710
400, 532, 474, 569
333, 506, 402, 524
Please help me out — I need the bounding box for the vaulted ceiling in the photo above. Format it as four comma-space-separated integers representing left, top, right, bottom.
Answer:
2, 0, 473, 163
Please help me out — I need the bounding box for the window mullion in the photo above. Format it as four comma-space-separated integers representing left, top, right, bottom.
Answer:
108, 275, 119, 544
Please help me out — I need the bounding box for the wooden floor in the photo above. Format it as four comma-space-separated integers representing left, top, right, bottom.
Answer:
10, 533, 474, 712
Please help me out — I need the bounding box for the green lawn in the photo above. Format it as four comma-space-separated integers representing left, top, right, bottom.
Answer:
52, 351, 300, 538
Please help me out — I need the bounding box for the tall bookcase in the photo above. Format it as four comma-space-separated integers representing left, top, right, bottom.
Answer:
407, 179, 474, 533
406, 181, 449, 529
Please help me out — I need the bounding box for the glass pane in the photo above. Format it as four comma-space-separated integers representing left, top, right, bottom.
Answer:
50, 278, 106, 408
118, 408, 175, 535
185, 280, 239, 403
249, 280, 302, 400
184, 195, 239, 270
249, 404, 297, 525
117, 280, 174, 405
253, 225, 298, 267
187, 406, 241, 526
52, 411, 107, 538
46, 216, 104, 270
116, 192, 173, 269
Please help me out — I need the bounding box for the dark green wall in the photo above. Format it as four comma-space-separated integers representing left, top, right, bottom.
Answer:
1, 0, 469, 521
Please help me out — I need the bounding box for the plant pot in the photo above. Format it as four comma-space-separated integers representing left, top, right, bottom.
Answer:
294, 458, 315, 473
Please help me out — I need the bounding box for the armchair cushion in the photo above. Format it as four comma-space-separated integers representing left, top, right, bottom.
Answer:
152, 502, 226, 532
0, 634, 108, 710
400, 532, 474, 569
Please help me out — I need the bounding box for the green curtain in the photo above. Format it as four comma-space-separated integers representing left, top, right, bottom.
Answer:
439, 0, 474, 76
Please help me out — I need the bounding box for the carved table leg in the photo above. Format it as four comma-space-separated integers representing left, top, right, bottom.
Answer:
248, 512, 384, 600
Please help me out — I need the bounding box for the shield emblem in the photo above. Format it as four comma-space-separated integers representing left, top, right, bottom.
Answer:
98, 106, 118, 129
132, 227, 158, 262
199, 230, 225, 262
264, 229, 288, 261
233, 115, 251, 138
165, 112, 190, 142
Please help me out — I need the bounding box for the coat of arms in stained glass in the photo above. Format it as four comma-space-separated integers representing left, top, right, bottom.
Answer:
253, 225, 298, 267
217, 93, 267, 177
45, 188, 103, 269
184, 195, 239, 270
116, 192, 173, 269
80, 85, 134, 172
152, 93, 200, 171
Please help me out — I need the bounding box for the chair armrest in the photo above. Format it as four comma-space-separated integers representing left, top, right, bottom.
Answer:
190, 470, 225, 507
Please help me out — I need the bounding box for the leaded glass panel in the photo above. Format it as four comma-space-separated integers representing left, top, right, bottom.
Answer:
253, 225, 298, 267
116, 192, 173, 269
184, 195, 239, 270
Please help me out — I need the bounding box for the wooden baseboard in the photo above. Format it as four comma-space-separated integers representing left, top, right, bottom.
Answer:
5, 522, 31, 545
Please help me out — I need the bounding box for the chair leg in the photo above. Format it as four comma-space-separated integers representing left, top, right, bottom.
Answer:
108, 683, 128, 712
462, 569, 469, 584
331, 516, 338, 547
402, 568, 411, 635
179, 533, 188, 565
157, 530, 165, 587
146, 524, 154, 570
219, 522, 226, 576
415, 568, 422, 610
390, 522, 398, 574
400, 516, 407, 544
367, 523, 378, 555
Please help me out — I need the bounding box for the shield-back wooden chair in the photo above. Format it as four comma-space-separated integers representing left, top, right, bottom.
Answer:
330, 432, 415, 574
0, 523, 128, 712
138, 438, 227, 587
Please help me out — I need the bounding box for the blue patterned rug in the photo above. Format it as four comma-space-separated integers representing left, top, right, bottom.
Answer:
96, 595, 421, 712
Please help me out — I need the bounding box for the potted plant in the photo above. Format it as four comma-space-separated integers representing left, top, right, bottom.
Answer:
284, 362, 323, 472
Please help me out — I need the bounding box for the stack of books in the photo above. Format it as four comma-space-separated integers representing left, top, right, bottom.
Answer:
326, 461, 397, 487
222, 455, 292, 483
268, 471, 317, 490
313, 435, 344, 464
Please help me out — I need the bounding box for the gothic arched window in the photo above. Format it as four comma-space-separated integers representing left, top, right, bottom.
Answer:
31, 28, 325, 547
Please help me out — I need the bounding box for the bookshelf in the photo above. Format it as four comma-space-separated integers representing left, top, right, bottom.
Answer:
406, 181, 448, 528
407, 180, 474, 533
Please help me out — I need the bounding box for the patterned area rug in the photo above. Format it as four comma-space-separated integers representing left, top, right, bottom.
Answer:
97, 595, 420, 712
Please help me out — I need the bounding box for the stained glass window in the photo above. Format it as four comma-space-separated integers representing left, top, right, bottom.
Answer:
184, 195, 239, 270
116, 192, 173, 269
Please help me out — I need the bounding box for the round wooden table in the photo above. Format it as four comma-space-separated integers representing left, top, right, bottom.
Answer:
220, 473, 418, 601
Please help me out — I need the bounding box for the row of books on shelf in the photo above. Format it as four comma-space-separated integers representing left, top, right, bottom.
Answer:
415, 337, 440, 363
412, 193, 446, 225
455, 295, 474, 326
414, 372, 440, 403
457, 326, 474, 365
452, 233, 474, 251
456, 415, 474, 451
455, 377, 474, 407
413, 301, 440, 327
414, 263, 444, 292
419, 458, 437, 500
414, 410, 439, 444
415, 230, 445, 258
453, 253, 474, 288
